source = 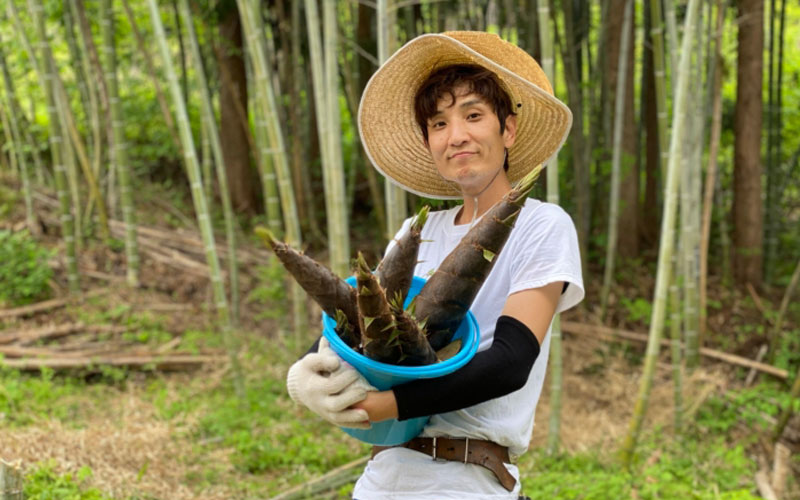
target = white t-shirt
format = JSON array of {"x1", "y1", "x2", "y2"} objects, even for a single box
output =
[{"x1": 352, "y1": 198, "x2": 584, "y2": 499}]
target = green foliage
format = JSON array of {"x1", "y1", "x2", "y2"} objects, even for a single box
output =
[
  {"x1": 194, "y1": 374, "x2": 362, "y2": 477},
  {"x1": 0, "y1": 230, "x2": 54, "y2": 306},
  {"x1": 0, "y1": 365, "x2": 94, "y2": 426},
  {"x1": 24, "y1": 462, "x2": 113, "y2": 500},
  {"x1": 697, "y1": 382, "x2": 798, "y2": 434},
  {"x1": 773, "y1": 326, "x2": 800, "y2": 372},
  {"x1": 246, "y1": 259, "x2": 289, "y2": 322},
  {"x1": 519, "y1": 437, "x2": 758, "y2": 499},
  {"x1": 620, "y1": 297, "x2": 653, "y2": 324}
]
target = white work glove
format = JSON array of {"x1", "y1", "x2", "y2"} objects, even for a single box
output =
[{"x1": 286, "y1": 337, "x2": 377, "y2": 429}]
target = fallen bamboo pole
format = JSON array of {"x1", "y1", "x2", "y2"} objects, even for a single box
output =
[
  {"x1": 0, "y1": 323, "x2": 126, "y2": 346},
  {"x1": 0, "y1": 353, "x2": 224, "y2": 371},
  {"x1": 0, "y1": 460, "x2": 23, "y2": 500},
  {"x1": 0, "y1": 342, "x2": 131, "y2": 358},
  {"x1": 270, "y1": 456, "x2": 368, "y2": 500},
  {"x1": 560, "y1": 321, "x2": 789, "y2": 379},
  {"x1": 109, "y1": 219, "x2": 270, "y2": 266},
  {"x1": 0, "y1": 289, "x2": 108, "y2": 321}
]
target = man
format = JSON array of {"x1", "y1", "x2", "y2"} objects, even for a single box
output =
[{"x1": 287, "y1": 32, "x2": 584, "y2": 499}]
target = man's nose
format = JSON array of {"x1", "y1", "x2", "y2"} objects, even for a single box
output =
[{"x1": 448, "y1": 120, "x2": 469, "y2": 146}]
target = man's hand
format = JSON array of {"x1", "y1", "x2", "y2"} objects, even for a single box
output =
[
  {"x1": 350, "y1": 390, "x2": 399, "y2": 423},
  {"x1": 286, "y1": 338, "x2": 375, "y2": 429}
]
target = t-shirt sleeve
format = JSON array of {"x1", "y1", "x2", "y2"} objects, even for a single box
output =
[{"x1": 507, "y1": 203, "x2": 584, "y2": 313}]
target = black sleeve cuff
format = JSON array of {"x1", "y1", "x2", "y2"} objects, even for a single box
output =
[{"x1": 393, "y1": 315, "x2": 541, "y2": 421}]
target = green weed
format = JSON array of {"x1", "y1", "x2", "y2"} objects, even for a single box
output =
[
  {"x1": 0, "y1": 366, "x2": 92, "y2": 426},
  {"x1": 0, "y1": 230, "x2": 54, "y2": 306},
  {"x1": 24, "y1": 462, "x2": 113, "y2": 500},
  {"x1": 620, "y1": 296, "x2": 653, "y2": 324},
  {"x1": 697, "y1": 382, "x2": 797, "y2": 434},
  {"x1": 519, "y1": 437, "x2": 758, "y2": 499}
]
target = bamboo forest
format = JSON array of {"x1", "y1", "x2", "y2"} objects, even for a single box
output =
[{"x1": 0, "y1": 0, "x2": 799, "y2": 498}]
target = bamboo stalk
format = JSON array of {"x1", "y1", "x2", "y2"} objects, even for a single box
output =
[
  {"x1": 699, "y1": 0, "x2": 725, "y2": 345},
  {"x1": 179, "y1": 0, "x2": 240, "y2": 323},
  {"x1": 663, "y1": 0, "x2": 679, "y2": 91},
  {"x1": 303, "y1": 0, "x2": 350, "y2": 275},
  {"x1": 7, "y1": 0, "x2": 79, "y2": 292},
  {"x1": 0, "y1": 323, "x2": 126, "y2": 346},
  {"x1": 101, "y1": 0, "x2": 140, "y2": 286},
  {"x1": 648, "y1": 0, "x2": 670, "y2": 179},
  {"x1": 42, "y1": 3, "x2": 110, "y2": 242},
  {"x1": 323, "y1": 0, "x2": 350, "y2": 276},
  {"x1": 669, "y1": 255, "x2": 683, "y2": 433},
  {"x1": 553, "y1": 0, "x2": 589, "y2": 280},
  {"x1": 767, "y1": 0, "x2": 786, "y2": 284},
  {"x1": 289, "y1": 0, "x2": 324, "y2": 242},
  {"x1": 146, "y1": 0, "x2": 243, "y2": 397},
  {"x1": 0, "y1": 102, "x2": 16, "y2": 176},
  {"x1": 61, "y1": 0, "x2": 91, "y2": 127},
  {"x1": 0, "y1": 353, "x2": 223, "y2": 371},
  {"x1": 66, "y1": 0, "x2": 102, "y2": 180},
  {"x1": 119, "y1": 0, "x2": 182, "y2": 153},
  {"x1": 0, "y1": 298, "x2": 69, "y2": 320},
  {"x1": 270, "y1": 456, "x2": 369, "y2": 500},
  {"x1": 0, "y1": 39, "x2": 33, "y2": 230},
  {"x1": 246, "y1": 27, "x2": 283, "y2": 238},
  {"x1": 378, "y1": 0, "x2": 409, "y2": 240},
  {"x1": 774, "y1": 368, "x2": 800, "y2": 441},
  {"x1": 0, "y1": 460, "x2": 23, "y2": 500},
  {"x1": 619, "y1": 0, "x2": 702, "y2": 467},
  {"x1": 73, "y1": 0, "x2": 113, "y2": 182},
  {"x1": 536, "y1": 0, "x2": 562, "y2": 456},
  {"x1": 238, "y1": 0, "x2": 306, "y2": 335},
  {"x1": 770, "y1": 258, "x2": 800, "y2": 347},
  {"x1": 764, "y1": 0, "x2": 778, "y2": 286},
  {"x1": 600, "y1": 0, "x2": 633, "y2": 321},
  {"x1": 681, "y1": 0, "x2": 706, "y2": 370}
]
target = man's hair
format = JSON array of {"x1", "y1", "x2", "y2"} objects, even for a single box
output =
[{"x1": 414, "y1": 65, "x2": 516, "y2": 170}]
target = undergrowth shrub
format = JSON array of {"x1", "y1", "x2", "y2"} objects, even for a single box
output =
[
  {"x1": 24, "y1": 462, "x2": 113, "y2": 500},
  {"x1": 0, "y1": 230, "x2": 53, "y2": 306}
]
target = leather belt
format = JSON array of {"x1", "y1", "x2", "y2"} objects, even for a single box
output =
[{"x1": 372, "y1": 437, "x2": 516, "y2": 492}]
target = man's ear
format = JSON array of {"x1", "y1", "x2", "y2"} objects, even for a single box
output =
[{"x1": 503, "y1": 114, "x2": 518, "y2": 149}]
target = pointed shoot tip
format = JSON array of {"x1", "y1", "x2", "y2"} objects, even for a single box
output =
[{"x1": 254, "y1": 226, "x2": 277, "y2": 249}]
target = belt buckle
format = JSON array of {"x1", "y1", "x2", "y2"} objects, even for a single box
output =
[{"x1": 463, "y1": 437, "x2": 469, "y2": 464}]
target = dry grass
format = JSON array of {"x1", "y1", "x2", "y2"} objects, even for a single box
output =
[
  {"x1": 0, "y1": 374, "x2": 239, "y2": 500},
  {"x1": 531, "y1": 330, "x2": 729, "y2": 454}
]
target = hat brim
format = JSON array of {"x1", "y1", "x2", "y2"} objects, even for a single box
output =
[{"x1": 358, "y1": 33, "x2": 573, "y2": 200}]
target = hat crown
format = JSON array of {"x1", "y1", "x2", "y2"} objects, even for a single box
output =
[{"x1": 439, "y1": 31, "x2": 553, "y2": 96}]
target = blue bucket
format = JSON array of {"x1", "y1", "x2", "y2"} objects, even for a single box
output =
[{"x1": 321, "y1": 276, "x2": 479, "y2": 445}]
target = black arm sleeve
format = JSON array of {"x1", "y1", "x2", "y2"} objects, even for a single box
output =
[
  {"x1": 392, "y1": 315, "x2": 541, "y2": 421},
  {"x1": 302, "y1": 337, "x2": 321, "y2": 358}
]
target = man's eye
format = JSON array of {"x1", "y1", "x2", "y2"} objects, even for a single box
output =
[
  {"x1": 467, "y1": 113, "x2": 481, "y2": 120},
  {"x1": 430, "y1": 121, "x2": 446, "y2": 129}
]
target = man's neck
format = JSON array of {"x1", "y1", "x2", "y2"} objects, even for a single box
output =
[{"x1": 454, "y1": 174, "x2": 512, "y2": 225}]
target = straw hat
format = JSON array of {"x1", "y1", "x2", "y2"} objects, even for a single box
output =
[{"x1": 358, "y1": 31, "x2": 573, "y2": 200}]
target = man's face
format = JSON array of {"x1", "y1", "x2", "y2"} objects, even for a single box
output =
[{"x1": 424, "y1": 85, "x2": 516, "y2": 197}]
